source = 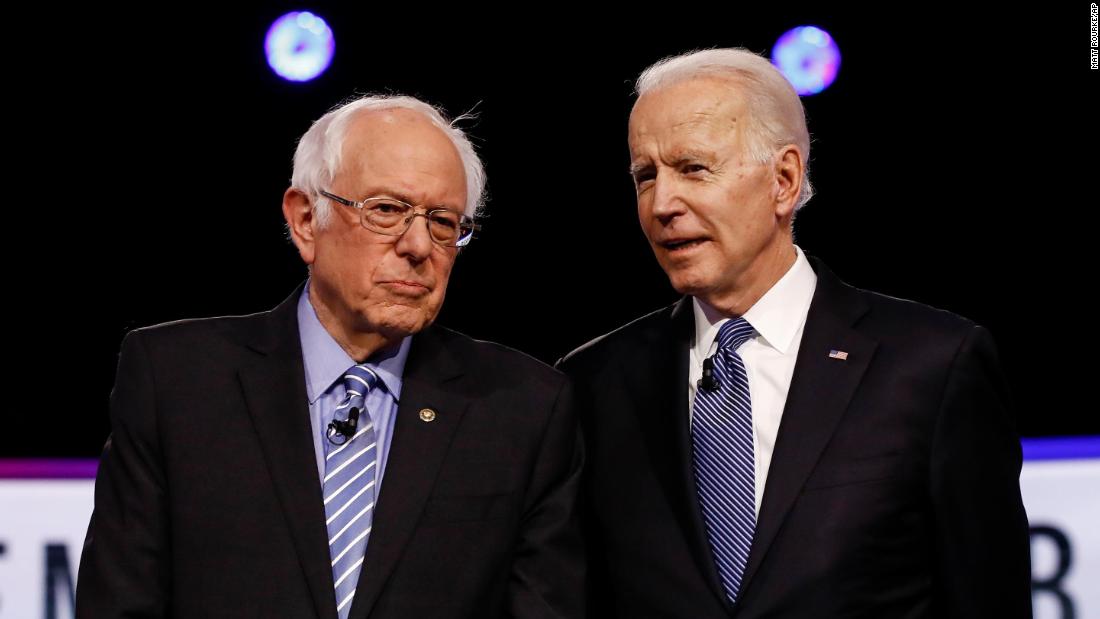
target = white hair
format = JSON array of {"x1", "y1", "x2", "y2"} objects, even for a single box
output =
[
  {"x1": 636, "y1": 48, "x2": 814, "y2": 209},
  {"x1": 291, "y1": 94, "x2": 485, "y2": 227}
]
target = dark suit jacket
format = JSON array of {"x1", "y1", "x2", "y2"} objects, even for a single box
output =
[
  {"x1": 559, "y1": 257, "x2": 1030, "y2": 618},
  {"x1": 76, "y1": 284, "x2": 585, "y2": 618}
]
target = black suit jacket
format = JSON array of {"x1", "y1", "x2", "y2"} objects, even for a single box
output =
[
  {"x1": 77, "y1": 284, "x2": 585, "y2": 618},
  {"x1": 559, "y1": 257, "x2": 1030, "y2": 618}
]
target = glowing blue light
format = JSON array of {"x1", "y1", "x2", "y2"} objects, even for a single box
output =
[
  {"x1": 772, "y1": 26, "x2": 841, "y2": 96},
  {"x1": 265, "y1": 11, "x2": 335, "y2": 82}
]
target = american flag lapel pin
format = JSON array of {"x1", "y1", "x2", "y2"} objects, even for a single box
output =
[{"x1": 828, "y1": 349, "x2": 849, "y2": 360}]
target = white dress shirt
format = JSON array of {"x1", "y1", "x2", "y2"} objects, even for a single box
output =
[{"x1": 688, "y1": 245, "x2": 818, "y2": 514}]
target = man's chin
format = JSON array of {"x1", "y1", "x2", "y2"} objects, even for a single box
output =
[
  {"x1": 367, "y1": 306, "x2": 437, "y2": 339},
  {"x1": 665, "y1": 272, "x2": 711, "y2": 297}
]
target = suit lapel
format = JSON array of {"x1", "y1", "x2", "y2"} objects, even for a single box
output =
[
  {"x1": 238, "y1": 283, "x2": 339, "y2": 619},
  {"x1": 626, "y1": 298, "x2": 732, "y2": 608},
  {"x1": 738, "y1": 258, "x2": 877, "y2": 597},
  {"x1": 348, "y1": 326, "x2": 470, "y2": 619}
]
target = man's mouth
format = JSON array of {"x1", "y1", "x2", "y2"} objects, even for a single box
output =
[
  {"x1": 661, "y1": 238, "x2": 708, "y2": 252},
  {"x1": 380, "y1": 280, "x2": 430, "y2": 294}
]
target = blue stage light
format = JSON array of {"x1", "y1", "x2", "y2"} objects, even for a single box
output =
[
  {"x1": 265, "y1": 11, "x2": 335, "y2": 82},
  {"x1": 772, "y1": 26, "x2": 841, "y2": 95}
]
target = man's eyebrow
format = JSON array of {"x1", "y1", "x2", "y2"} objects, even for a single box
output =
[
  {"x1": 362, "y1": 189, "x2": 417, "y2": 204},
  {"x1": 366, "y1": 189, "x2": 456, "y2": 210},
  {"x1": 670, "y1": 150, "x2": 713, "y2": 165},
  {"x1": 629, "y1": 151, "x2": 714, "y2": 175}
]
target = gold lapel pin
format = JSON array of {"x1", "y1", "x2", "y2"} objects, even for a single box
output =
[{"x1": 419, "y1": 408, "x2": 437, "y2": 422}]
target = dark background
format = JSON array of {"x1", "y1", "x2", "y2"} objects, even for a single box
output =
[{"x1": 7, "y1": 6, "x2": 1096, "y2": 457}]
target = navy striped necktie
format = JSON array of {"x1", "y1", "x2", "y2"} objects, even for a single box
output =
[
  {"x1": 323, "y1": 364, "x2": 380, "y2": 619},
  {"x1": 691, "y1": 317, "x2": 756, "y2": 604}
]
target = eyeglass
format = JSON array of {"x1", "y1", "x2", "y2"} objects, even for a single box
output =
[{"x1": 319, "y1": 190, "x2": 480, "y2": 248}]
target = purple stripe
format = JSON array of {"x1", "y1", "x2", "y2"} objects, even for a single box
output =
[
  {"x1": 0, "y1": 459, "x2": 99, "y2": 479},
  {"x1": 0, "y1": 440, "x2": 1090, "y2": 478},
  {"x1": 1021, "y1": 436, "x2": 1100, "y2": 461}
]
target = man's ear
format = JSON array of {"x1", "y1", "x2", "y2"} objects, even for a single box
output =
[
  {"x1": 773, "y1": 145, "x2": 805, "y2": 220},
  {"x1": 283, "y1": 187, "x2": 317, "y2": 265}
]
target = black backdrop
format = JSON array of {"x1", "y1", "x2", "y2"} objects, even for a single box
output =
[{"x1": 7, "y1": 5, "x2": 1096, "y2": 457}]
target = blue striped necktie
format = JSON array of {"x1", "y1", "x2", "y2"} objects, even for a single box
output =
[
  {"x1": 691, "y1": 317, "x2": 756, "y2": 604},
  {"x1": 323, "y1": 364, "x2": 380, "y2": 619}
]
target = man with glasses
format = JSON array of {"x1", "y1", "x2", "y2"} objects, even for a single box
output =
[{"x1": 76, "y1": 95, "x2": 584, "y2": 619}]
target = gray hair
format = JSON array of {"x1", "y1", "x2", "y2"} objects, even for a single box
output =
[
  {"x1": 291, "y1": 94, "x2": 486, "y2": 227},
  {"x1": 636, "y1": 48, "x2": 813, "y2": 209}
]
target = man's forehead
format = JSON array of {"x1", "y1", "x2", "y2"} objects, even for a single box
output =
[
  {"x1": 332, "y1": 158, "x2": 466, "y2": 211},
  {"x1": 332, "y1": 169, "x2": 465, "y2": 206},
  {"x1": 629, "y1": 112, "x2": 728, "y2": 148},
  {"x1": 629, "y1": 108, "x2": 742, "y2": 159},
  {"x1": 335, "y1": 112, "x2": 464, "y2": 191},
  {"x1": 632, "y1": 78, "x2": 746, "y2": 126}
]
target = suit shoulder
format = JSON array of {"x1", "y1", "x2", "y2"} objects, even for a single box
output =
[
  {"x1": 812, "y1": 256, "x2": 985, "y2": 346},
  {"x1": 430, "y1": 324, "x2": 566, "y2": 390},
  {"x1": 558, "y1": 303, "x2": 676, "y2": 371},
  {"x1": 844, "y1": 285, "x2": 996, "y2": 368},
  {"x1": 123, "y1": 309, "x2": 271, "y2": 357},
  {"x1": 856, "y1": 286, "x2": 981, "y2": 341}
]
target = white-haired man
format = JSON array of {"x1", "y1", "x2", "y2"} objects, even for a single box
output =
[
  {"x1": 559, "y1": 49, "x2": 1031, "y2": 618},
  {"x1": 77, "y1": 95, "x2": 585, "y2": 619}
]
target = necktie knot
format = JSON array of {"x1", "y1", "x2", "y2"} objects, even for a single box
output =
[
  {"x1": 342, "y1": 364, "x2": 379, "y2": 400},
  {"x1": 716, "y1": 317, "x2": 754, "y2": 352}
]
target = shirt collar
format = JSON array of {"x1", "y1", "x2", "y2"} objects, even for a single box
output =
[
  {"x1": 692, "y1": 245, "x2": 818, "y2": 355},
  {"x1": 297, "y1": 281, "x2": 411, "y2": 403}
]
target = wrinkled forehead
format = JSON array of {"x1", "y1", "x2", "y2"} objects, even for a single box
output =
[
  {"x1": 336, "y1": 110, "x2": 467, "y2": 207},
  {"x1": 629, "y1": 78, "x2": 751, "y2": 154}
]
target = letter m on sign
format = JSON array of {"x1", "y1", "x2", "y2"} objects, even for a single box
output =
[{"x1": 44, "y1": 543, "x2": 75, "y2": 619}]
